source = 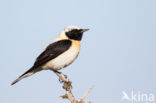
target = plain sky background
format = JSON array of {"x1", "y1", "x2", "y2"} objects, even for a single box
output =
[{"x1": 0, "y1": 0, "x2": 156, "y2": 103}]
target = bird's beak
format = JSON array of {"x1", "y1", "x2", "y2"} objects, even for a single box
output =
[{"x1": 80, "y1": 28, "x2": 89, "y2": 33}]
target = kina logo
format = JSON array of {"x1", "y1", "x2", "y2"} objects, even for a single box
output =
[{"x1": 122, "y1": 90, "x2": 154, "y2": 103}]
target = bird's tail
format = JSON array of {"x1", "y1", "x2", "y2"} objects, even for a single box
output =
[{"x1": 11, "y1": 67, "x2": 36, "y2": 85}]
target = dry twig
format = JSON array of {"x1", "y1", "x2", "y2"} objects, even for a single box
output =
[{"x1": 54, "y1": 72, "x2": 93, "y2": 103}]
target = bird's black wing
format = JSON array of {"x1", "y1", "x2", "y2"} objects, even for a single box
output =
[{"x1": 33, "y1": 40, "x2": 72, "y2": 68}]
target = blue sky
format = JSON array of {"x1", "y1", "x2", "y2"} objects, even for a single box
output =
[{"x1": 0, "y1": 0, "x2": 156, "y2": 103}]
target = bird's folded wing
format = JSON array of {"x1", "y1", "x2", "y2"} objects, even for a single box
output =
[{"x1": 33, "y1": 40, "x2": 72, "y2": 68}]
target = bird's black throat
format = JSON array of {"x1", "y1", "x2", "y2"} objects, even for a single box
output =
[{"x1": 65, "y1": 29, "x2": 83, "y2": 41}]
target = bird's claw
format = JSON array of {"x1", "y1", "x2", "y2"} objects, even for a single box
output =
[{"x1": 59, "y1": 78, "x2": 63, "y2": 83}]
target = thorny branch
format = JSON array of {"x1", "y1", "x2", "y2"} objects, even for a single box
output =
[{"x1": 54, "y1": 72, "x2": 93, "y2": 103}]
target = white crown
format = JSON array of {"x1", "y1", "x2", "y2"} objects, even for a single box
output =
[{"x1": 64, "y1": 25, "x2": 80, "y2": 32}]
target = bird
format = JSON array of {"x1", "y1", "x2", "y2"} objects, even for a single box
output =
[{"x1": 11, "y1": 25, "x2": 89, "y2": 85}]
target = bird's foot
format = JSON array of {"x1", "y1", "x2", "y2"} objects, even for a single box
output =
[
  {"x1": 53, "y1": 71, "x2": 68, "y2": 82},
  {"x1": 58, "y1": 73, "x2": 65, "y2": 83},
  {"x1": 53, "y1": 70, "x2": 72, "y2": 89},
  {"x1": 59, "y1": 73, "x2": 68, "y2": 83},
  {"x1": 59, "y1": 79, "x2": 63, "y2": 83}
]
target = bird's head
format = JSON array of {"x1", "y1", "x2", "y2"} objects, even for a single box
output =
[{"x1": 62, "y1": 26, "x2": 89, "y2": 41}]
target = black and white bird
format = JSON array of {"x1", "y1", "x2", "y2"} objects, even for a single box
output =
[{"x1": 11, "y1": 26, "x2": 89, "y2": 85}]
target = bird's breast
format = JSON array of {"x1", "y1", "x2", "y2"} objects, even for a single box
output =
[{"x1": 42, "y1": 40, "x2": 80, "y2": 70}]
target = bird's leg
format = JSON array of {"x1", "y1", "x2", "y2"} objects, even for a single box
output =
[{"x1": 55, "y1": 70, "x2": 62, "y2": 74}]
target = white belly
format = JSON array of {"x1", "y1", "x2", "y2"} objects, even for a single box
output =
[{"x1": 42, "y1": 46, "x2": 80, "y2": 70}]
